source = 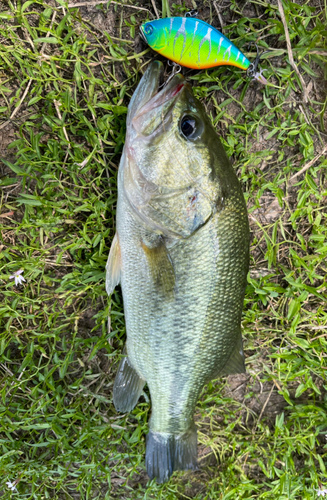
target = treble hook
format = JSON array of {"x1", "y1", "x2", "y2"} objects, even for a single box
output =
[
  {"x1": 185, "y1": 9, "x2": 198, "y2": 17},
  {"x1": 159, "y1": 61, "x2": 182, "y2": 89},
  {"x1": 246, "y1": 42, "x2": 271, "y2": 81}
]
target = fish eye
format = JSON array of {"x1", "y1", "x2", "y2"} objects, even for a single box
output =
[
  {"x1": 144, "y1": 24, "x2": 154, "y2": 35},
  {"x1": 180, "y1": 115, "x2": 202, "y2": 140}
]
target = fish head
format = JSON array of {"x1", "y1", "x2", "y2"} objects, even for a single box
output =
[
  {"x1": 140, "y1": 20, "x2": 168, "y2": 51},
  {"x1": 123, "y1": 61, "x2": 234, "y2": 239}
]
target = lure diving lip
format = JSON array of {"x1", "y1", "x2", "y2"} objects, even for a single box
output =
[{"x1": 140, "y1": 16, "x2": 251, "y2": 71}]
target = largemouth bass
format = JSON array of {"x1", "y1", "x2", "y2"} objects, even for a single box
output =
[{"x1": 106, "y1": 61, "x2": 249, "y2": 483}]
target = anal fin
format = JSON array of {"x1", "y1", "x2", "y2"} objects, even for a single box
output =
[
  {"x1": 113, "y1": 347, "x2": 145, "y2": 413},
  {"x1": 219, "y1": 334, "x2": 246, "y2": 376},
  {"x1": 106, "y1": 233, "x2": 121, "y2": 295}
]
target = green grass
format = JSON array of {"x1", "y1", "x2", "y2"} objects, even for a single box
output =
[{"x1": 0, "y1": 0, "x2": 327, "y2": 498}]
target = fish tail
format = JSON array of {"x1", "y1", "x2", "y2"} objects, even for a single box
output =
[
  {"x1": 113, "y1": 347, "x2": 145, "y2": 412},
  {"x1": 146, "y1": 422, "x2": 198, "y2": 483}
]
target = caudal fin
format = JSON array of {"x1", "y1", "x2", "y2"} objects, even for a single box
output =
[
  {"x1": 146, "y1": 422, "x2": 198, "y2": 483},
  {"x1": 113, "y1": 348, "x2": 145, "y2": 413}
]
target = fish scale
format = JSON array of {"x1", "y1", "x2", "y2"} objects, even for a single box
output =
[
  {"x1": 106, "y1": 61, "x2": 249, "y2": 483},
  {"x1": 140, "y1": 17, "x2": 251, "y2": 70},
  {"x1": 119, "y1": 193, "x2": 248, "y2": 435}
]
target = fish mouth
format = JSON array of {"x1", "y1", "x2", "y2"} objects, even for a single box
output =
[
  {"x1": 132, "y1": 63, "x2": 187, "y2": 134},
  {"x1": 140, "y1": 73, "x2": 185, "y2": 112}
]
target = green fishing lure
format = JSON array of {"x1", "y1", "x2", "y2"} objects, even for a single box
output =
[
  {"x1": 140, "y1": 16, "x2": 251, "y2": 71},
  {"x1": 140, "y1": 17, "x2": 268, "y2": 83}
]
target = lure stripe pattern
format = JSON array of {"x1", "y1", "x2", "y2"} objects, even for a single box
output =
[{"x1": 141, "y1": 17, "x2": 251, "y2": 70}]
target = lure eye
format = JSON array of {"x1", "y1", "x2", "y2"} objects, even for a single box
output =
[
  {"x1": 144, "y1": 24, "x2": 154, "y2": 35},
  {"x1": 180, "y1": 115, "x2": 202, "y2": 140}
]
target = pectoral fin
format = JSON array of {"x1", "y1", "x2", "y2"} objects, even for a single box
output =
[
  {"x1": 105, "y1": 233, "x2": 121, "y2": 295},
  {"x1": 219, "y1": 334, "x2": 246, "y2": 376},
  {"x1": 141, "y1": 239, "x2": 175, "y2": 298}
]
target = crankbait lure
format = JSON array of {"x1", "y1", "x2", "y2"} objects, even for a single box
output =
[
  {"x1": 140, "y1": 17, "x2": 251, "y2": 71},
  {"x1": 140, "y1": 16, "x2": 268, "y2": 83}
]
